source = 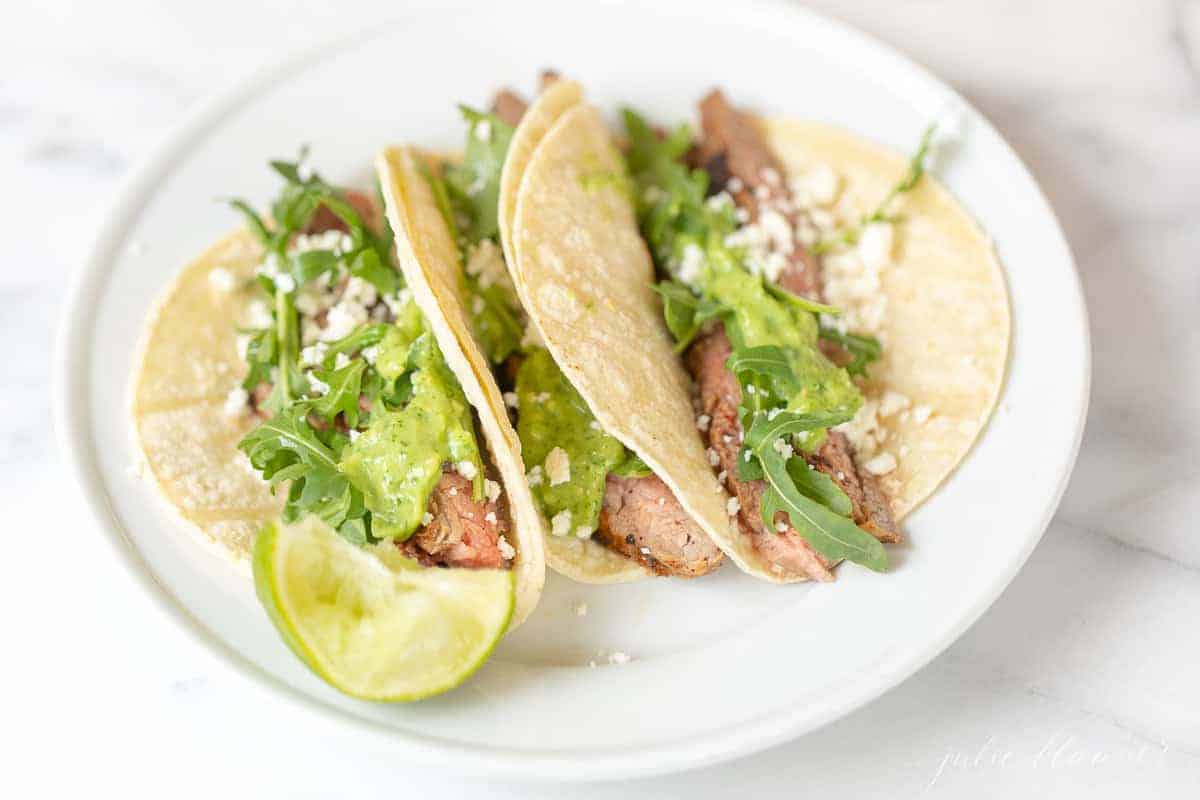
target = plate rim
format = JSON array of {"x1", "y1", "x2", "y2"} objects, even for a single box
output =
[{"x1": 53, "y1": 0, "x2": 1090, "y2": 781}]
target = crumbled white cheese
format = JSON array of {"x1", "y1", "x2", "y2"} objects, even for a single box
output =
[
  {"x1": 421, "y1": 512, "x2": 434, "y2": 526},
  {"x1": 497, "y1": 535, "x2": 515, "y2": 560},
  {"x1": 484, "y1": 511, "x2": 498, "y2": 525},
  {"x1": 235, "y1": 334, "x2": 251, "y2": 361},
  {"x1": 792, "y1": 163, "x2": 839, "y2": 206},
  {"x1": 472, "y1": 295, "x2": 485, "y2": 315},
  {"x1": 448, "y1": 487, "x2": 457, "y2": 496},
  {"x1": 864, "y1": 452, "x2": 898, "y2": 476},
  {"x1": 208, "y1": 267, "x2": 237, "y2": 292},
  {"x1": 291, "y1": 230, "x2": 354, "y2": 256},
  {"x1": 724, "y1": 208, "x2": 794, "y2": 282},
  {"x1": 727, "y1": 177, "x2": 744, "y2": 193},
  {"x1": 456, "y1": 460, "x2": 478, "y2": 480},
  {"x1": 775, "y1": 521, "x2": 788, "y2": 533},
  {"x1": 306, "y1": 372, "x2": 330, "y2": 396},
  {"x1": 696, "y1": 414, "x2": 711, "y2": 432},
  {"x1": 835, "y1": 398, "x2": 882, "y2": 458},
  {"x1": 484, "y1": 479, "x2": 502, "y2": 503},
  {"x1": 706, "y1": 448, "x2": 720, "y2": 467},
  {"x1": 717, "y1": 470, "x2": 727, "y2": 483},
  {"x1": 545, "y1": 447, "x2": 571, "y2": 486},
  {"x1": 761, "y1": 167, "x2": 781, "y2": 186},
  {"x1": 727, "y1": 497, "x2": 741, "y2": 516},
  {"x1": 222, "y1": 387, "x2": 249, "y2": 417},
  {"x1": 503, "y1": 391, "x2": 519, "y2": 409},
  {"x1": 343, "y1": 276, "x2": 378, "y2": 309},
  {"x1": 705, "y1": 191, "x2": 733, "y2": 213},
  {"x1": 551, "y1": 510, "x2": 572, "y2": 537},
  {"x1": 766, "y1": 407, "x2": 783, "y2": 421},
  {"x1": 589, "y1": 420, "x2": 602, "y2": 431},
  {"x1": 912, "y1": 404, "x2": 934, "y2": 425},
  {"x1": 273, "y1": 273, "x2": 296, "y2": 294},
  {"x1": 857, "y1": 222, "x2": 894, "y2": 271},
  {"x1": 361, "y1": 345, "x2": 379, "y2": 365},
  {"x1": 464, "y1": 239, "x2": 511, "y2": 291},
  {"x1": 527, "y1": 465, "x2": 544, "y2": 487},
  {"x1": 320, "y1": 301, "x2": 368, "y2": 341},
  {"x1": 879, "y1": 390, "x2": 911, "y2": 418},
  {"x1": 639, "y1": 546, "x2": 651, "y2": 555},
  {"x1": 348, "y1": 429, "x2": 361, "y2": 442},
  {"x1": 520, "y1": 324, "x2": 545, "y2": 349},
  {"x1": 474, "y1": 120, "x2": 492, "y2": 142},
  {"x1": 575, "y1": 525, "x2": 592, "y2": 539},
  {"x1": 300, "y1": 343, "x2": 328, "y2": 367},
  {"x1": 772, "y1": 437, "x2": 794, "y2": 459},
  {"x1": 676, "y1": 242, "x2": 706, "y2": 287},
  {"x1": 823, "y1": 248, "x2": 887, "y2": 336},
  {"x1": 333, "y1": 352, "x2": 350, "y2": 369},
  {"x1": 246, "y1": 300, "x2": 273, "y2": 329}
]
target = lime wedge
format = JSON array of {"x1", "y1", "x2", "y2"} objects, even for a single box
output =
[{"x1": 252, "y1": 517, "x2": 514, "y2": 702}]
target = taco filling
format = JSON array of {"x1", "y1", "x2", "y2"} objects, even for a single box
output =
[
  {"x1": 614, "y1": 91, "x2": 916, "y2": 580},
  {"x1": 411, "y1": 88, "x2": 723, "y2": 578},
  {"x1": 226, "y1": 160, "x2": 518, "y2": 571}
]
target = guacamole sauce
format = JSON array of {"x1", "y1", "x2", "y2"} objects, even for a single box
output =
[
  {"x1": 516, "y1": 347, "x2": 639, "y2": 537},
  {"x1": 340, "y1": 307, "x2": 484, "y2": 541}
]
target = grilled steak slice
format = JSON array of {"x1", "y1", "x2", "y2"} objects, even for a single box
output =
[
  {"x1": 491, "y1": 89, "x2": 528, "y2": 127},
  {"x1": 401, "y1": 470, "x2": 511, "y2": 569},
  {"x1": 687, "y1": 328, "x2": 834, "y2": 581},
  {"x1": 304, "y1": 188, "x2": 377, "y2": 237},
  {"x1": 594, "y1": 474, "x2": 724, "y2": 577},
  {"x1": 689, "y1": 89, "x2": 900, "y2": 547}
]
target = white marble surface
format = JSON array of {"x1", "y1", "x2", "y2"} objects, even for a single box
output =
[{"x1": 6, "y1": 0, "x2": 1200, "y2": 796}]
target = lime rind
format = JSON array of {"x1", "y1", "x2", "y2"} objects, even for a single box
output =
[{"x1": 253, "y1": 518, "x2": 514, "y2": 702}]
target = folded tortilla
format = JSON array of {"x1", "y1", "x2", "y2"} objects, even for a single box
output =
[{"x1": 131, "y1": 227, "x2": 546, "y2": 626}]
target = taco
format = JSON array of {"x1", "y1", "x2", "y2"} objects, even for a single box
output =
[
  {"x1": 131, "y1": 158, "x2": 545, "y2": 700},
  {"x1": 378, "y1": 78, "x2": 729, "y2": 583},
  {"x1": 491, "y1": 82, "x2": 1008, "y2": 582}
]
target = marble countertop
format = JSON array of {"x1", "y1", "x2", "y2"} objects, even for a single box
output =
[{"x1": 6, "y1": 0, "x2": 1199, "y2": 796}]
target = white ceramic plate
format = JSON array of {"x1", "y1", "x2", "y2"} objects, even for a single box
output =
[{"x1": 54, "y1": 0, "x2": 1087, "y2": 781}]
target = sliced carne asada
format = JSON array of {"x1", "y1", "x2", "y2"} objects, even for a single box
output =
[
  {"x1": 400, "y1": 470, "x2": 512, "y2": 569},
  {"x1": 687, "y1": 327, "x2": 835, "y2": 581},
  {"x1": 595, "y1": 473, "x2": 725, "y2": 577},
  {"x1": 687, "y1": 89, "x2": 901, "y2": 557},
  {"x1": 491, "y1": 89, "x2": 528, "y2": 128}
]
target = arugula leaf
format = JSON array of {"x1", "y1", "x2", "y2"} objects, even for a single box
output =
[
  {"x1": 320, "y1": 324, "x2": 389, "y2": 368},
  {"x1": 289, "y1": 249, "x2": 339, "y2": 284},
  {"x1": 743, "y1": 408, "x2": 856, "y2": 451},
  {"x1": 818, "y1": 326, "x2": 882, "y2": 377},
  {"x1": 471, "y1": 280, "x2": 524, "y2": 364},
  {"x1": 759, "y1": 449, "x2": 887, "y2": 572},
  {"x1": 814, "y1": 121, "x2": 937, "y2": 254},
  {"x1": 787, "y1": 458, "x2": 853, "y2": 517},
  {"x1": 765, "y1": 282, "x2": 840, "y2": 316},
  {"x1": 240, "y1": 327, "x2": 277, "y2": 392},
  {"x1": 229, "y1": 199, "x2": 271, "y2": 247},
  {"x1": 309, "y1": 359, "x2": 367, "y2": 429},
  {"x1": 443, "y1": 107, "x2": 515, "y2": 244},
  {"x1": 238, "y1": 404, "x2": 368, "y2": 542},
  {"x1": 742, "y1": 408, "x2": 883, "y2": 570},
  {"x1": 652, "y1": 281, "x2": 725, "y2": 350},
  {"x1": 348, "y1": 247, "x2": 398, "y2": 297},
  {"x1": 726, "y1": 346, "x2": 805, "y2": 397},
  {"x1": 610, "y1": 451, "x2": 653, "y2": 478}
]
